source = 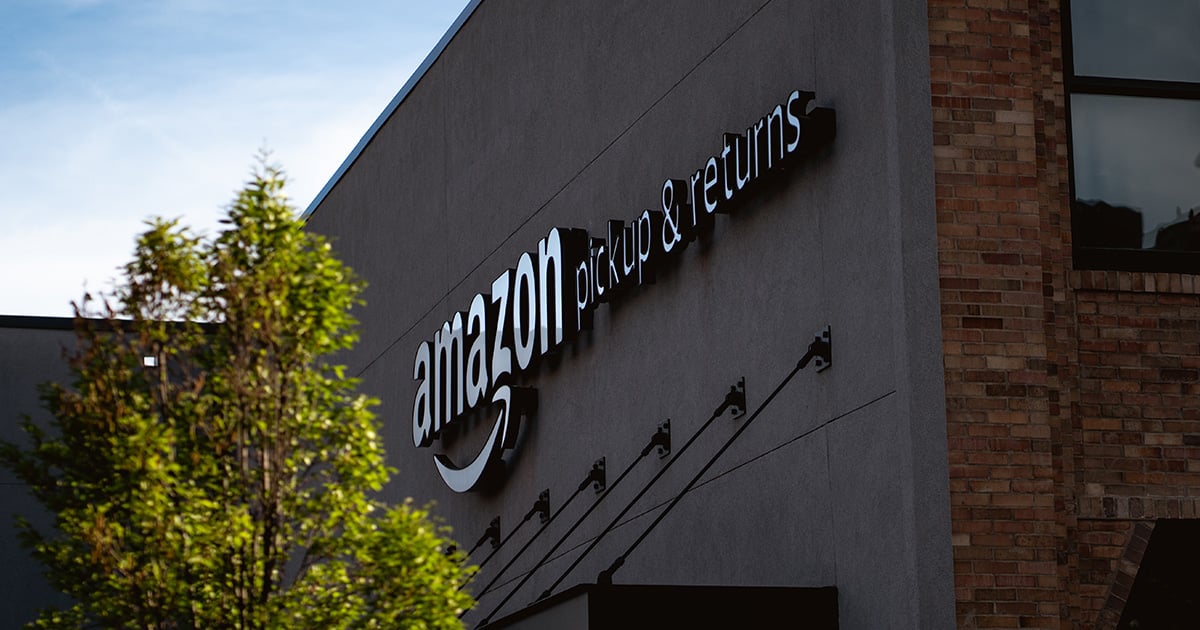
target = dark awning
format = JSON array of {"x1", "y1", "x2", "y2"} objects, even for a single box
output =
[{"x1": 481, "y1": 584, "x2": 838, "y2": 629}]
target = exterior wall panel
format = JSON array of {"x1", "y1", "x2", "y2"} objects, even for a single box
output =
[
  {"x1": 308, "y1": 1, "x2": 951, "y2": 626},
  {"x1": 0, "y1": 321, "x2": 76, "y2": 625}
]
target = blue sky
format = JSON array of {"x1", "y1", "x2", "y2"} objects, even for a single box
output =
[{"x1": 0, "y1": 0, "x2": 470, "y2": 316}]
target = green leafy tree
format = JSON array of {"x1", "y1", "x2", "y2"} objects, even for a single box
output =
[{"x1": 1, "y1": 161, "x2": 474, "y2": 629}]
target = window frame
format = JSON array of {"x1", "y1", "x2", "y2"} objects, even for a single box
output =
[{"x1": 1065, "y1": 0, "x2": 1200, "y2": 274}]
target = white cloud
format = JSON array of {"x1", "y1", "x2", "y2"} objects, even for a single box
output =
[{"x1": 0, "y1": 1, "x2": 468, "y2": 316}]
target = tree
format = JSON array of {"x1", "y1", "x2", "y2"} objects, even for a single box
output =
[{"x1": 0, "y1": 160, "x2": 474, "y2": 629}]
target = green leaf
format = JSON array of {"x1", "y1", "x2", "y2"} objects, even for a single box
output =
[{"x1": 0, "y1": 154, "x2": 474, "y2": 629}]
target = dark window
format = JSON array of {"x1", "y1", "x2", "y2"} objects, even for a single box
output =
[
  {"x1": 1118, "y1": 520, "x2": 1200, "y2": 629},
  {"x1": 1068, "y1": 0, "x2": 1200, "y2": 273}
]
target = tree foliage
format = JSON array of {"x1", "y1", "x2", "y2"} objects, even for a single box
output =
[{"x1": 1, "y1": 161, "x2": 474, "y2": 629}]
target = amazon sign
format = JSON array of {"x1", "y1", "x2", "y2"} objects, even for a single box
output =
[{"x1": 412, "y1": 89, "x2": 836, "y2": 492}]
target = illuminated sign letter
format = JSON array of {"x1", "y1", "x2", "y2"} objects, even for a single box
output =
[
  {"x1": 513, "y1": 252, "x2": 538, "y2": 370},
  {"x1": 465, "y1": 293, "x2": 489, "y2": 409},
  {"x1": 412, "y1": 340, "x2": 432, "y2": 447},
  {"x1": 433, "y1": 313, "x2": 466, "y2": 431}
]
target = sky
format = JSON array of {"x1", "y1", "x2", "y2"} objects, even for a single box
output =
[{"x1": 0, "y1": 0, "x2": 471, "y2": 317}]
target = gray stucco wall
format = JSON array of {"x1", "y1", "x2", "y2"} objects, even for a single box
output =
[
  {"x1": 307, "y1": 0, "x2": 953, "y2": 626},
  {"x1": 0, "y1": 320, "x2": 75, "y2": 625}
]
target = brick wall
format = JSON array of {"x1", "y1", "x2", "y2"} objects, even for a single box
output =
[
  {"x1": 931, "y1": 1, "x2": 1200, "y2": 628},
  {"x1": 930, "y1": 0, "x2": 1065, "y2": 626},
  {"x1": 1073, "y1": 273, "x2": 1200, "y2": 626}
]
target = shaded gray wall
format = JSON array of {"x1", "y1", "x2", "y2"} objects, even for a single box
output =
[
  {"x1": 0, "y1": 319, "x2": 75, "y2": 625},
  {"x1": 307, "y1": 0, "x2": 952, "y2": 626}
]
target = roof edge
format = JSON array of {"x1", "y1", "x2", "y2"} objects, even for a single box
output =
[
  {"x1": 301, "y1": 0, "x2": 484, "y2": 220},
  {"x1": 0, "y1": 315, "x2": 75, "y2": 330}
]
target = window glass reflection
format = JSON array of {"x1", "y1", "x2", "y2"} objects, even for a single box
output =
[
  {"x1": 1071, "y1": 0, "x2": 1200, "y2": 83},
  {"x1": 1072, "y1": 94, "x2": 1200, "y2": 251}
]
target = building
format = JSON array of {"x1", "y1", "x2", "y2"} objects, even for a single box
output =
[
  {"x1": 0, "y1": 318, "x2": 76, "y2": 624},
  {"x1": 5, "y1": 1, "x2": 1199, "y2": 627}
]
